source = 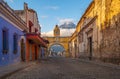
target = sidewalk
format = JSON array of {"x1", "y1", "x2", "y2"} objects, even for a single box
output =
[
  {"x1": 0, "y1": 61, "x2": 36, "y2": 79},
  {"x1": 75, "y1": 58, "x2": 120, "y2": 70}
]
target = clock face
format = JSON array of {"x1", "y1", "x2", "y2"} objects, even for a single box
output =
[
  {"x1": 54, "y1": 27, "x2": 60, "y2": 36},
  {"x1": 56, "y1": 31, "x2": 58, "y2": 34},
  {"x1": 55, "y1": 31, "x2": 59, "y2": 35}
]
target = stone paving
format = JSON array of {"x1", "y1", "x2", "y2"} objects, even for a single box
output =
[
  {"x1": 5, "y1": 57, "x2": 120, "y2": 79},
  {"x1": 0, "y1": 61, "x2": 36, "y2": 79}
]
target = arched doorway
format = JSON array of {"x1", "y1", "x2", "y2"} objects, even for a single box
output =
[
  {"x1": 49, "y1": 44, "x2": 65, "y2": 57},
  {"x1": 21, "y1": 39, "x2": 25, "y2": 61}
]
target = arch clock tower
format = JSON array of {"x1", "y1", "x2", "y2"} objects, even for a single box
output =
[{"x1": 54, "y1": 25, "x2": 60, "y2": 37}]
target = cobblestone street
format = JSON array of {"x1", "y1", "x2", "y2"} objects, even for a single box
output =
[
  {"x1": 5, "y1": 57, "x2": 120, "y2": 79},
  {"x1": 0, "y1": 0, "x2": 120, "y2": 79}
]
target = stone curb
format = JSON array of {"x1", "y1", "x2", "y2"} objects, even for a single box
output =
[{"x1": 75, "y1": 58, "x2": 120, "y2": 70}]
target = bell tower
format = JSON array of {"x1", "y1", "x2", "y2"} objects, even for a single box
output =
[{"x1": 54, "y1": 25, "x2": 60, "y2": 37}]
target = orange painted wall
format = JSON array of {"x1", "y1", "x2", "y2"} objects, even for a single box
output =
[
  {"x1": 26, "y1": 40, "x2": 30, "y2": 61},
  {"x1": 31, "y1": 44, "x2": 34, "y2": 60},
  {"x1": 26, "y1": 40, "x2": 40, "y2": 61}
]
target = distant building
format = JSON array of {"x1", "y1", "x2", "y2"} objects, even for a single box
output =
[
  {"x1": 0, "y1": 0, "x2": 28, "y2": 66},
  {"x1": 14, "y1": 3, "x2": 47, "y2": 61}
]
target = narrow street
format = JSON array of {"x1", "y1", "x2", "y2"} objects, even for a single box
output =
[
  {"x1": 6, "y1": 57, "x2": 120, "y2": 79},
  {"x1": 0, "y1": 0, "x2": 120, "y2": 79}
]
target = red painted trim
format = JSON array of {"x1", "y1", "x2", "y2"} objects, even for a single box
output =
[
  {"x1": 29, "y1": 21, "x2": 33, "y2": 27},
  {"x1": 26, "y1": 34, "x2": 47, "y2": 47}
]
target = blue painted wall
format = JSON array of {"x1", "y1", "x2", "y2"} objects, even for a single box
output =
[{"x1": 0, "y1": 17, "x2": 24, "y2": 66}]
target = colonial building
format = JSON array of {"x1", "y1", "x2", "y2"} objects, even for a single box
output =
[
  {"x1": 15, "y1": 3, "x2": 47, "y2": 61},
  {"x1": 70, "y1": 0, "x2": 120, "y2": 64},
  {"x1": 69, "y1": 31, "x2": 78, "y2": 58},
  {"x1": 77, "y1": 1, "x2": 97, "y2": 60},
  {"x1": 0, "y1": 0, "x2": 28, "y2": 66}
]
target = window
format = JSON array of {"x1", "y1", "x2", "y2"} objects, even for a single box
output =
[
  {"x1": 35, "y1": 28, "x2": 38, "y2": 33},
  {"x1": 13, "y1": 33, "x2": 18, "y2": 54},
  {"x1": 29, "y1": 26, "x2": 32, "y2": 32},
  {"x1": 2, "y1": 28, "x2": 9, "y2": 54},
  {"x1": 29, "y1": 21, "x2": 33, "y2": 33}
]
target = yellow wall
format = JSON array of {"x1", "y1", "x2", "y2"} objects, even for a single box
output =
[{"x1": 70, "y1": 0, "x2": 120, "y2": 62}]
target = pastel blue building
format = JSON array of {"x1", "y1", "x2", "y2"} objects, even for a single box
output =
[{"x1": 0, "y1": 1, "x2": 28, "y2": 66}]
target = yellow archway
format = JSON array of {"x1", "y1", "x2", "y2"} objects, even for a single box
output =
[
  {"x1": 48, "y1": 43, "x2": 65, "y2": 51},
  {"x1": 43, "y1": 25, "x2": 71, "y2": 57},
  {"x1": 45, "y1": 37, "x2": 70, "y2": 57}
]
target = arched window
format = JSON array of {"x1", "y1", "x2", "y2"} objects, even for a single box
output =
[
  {"x1": 13, "y1": 33, "x2": 18, "y2": 54},
  {"x1": 2, "y1": 28, "x2": 9, "y2": 54}
]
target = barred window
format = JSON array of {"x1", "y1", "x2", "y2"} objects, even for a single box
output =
[
  {"x1": 2, "y1": 28, "x2": 9, "y2": 54},
  {"x1": 13, "y1": 33, "x2": 18, "y2": 54}
]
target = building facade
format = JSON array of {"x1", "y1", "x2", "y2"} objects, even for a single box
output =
[
  {"x1": 70, "y1": 0, "x2": 120, "y2": 64},
  {"x1": 15, "y1": 3, "x2": 47, "y2": 61},
  {"x1": 69, "y1": 31, "x2": 78, "y2": 58},
  {"x1": 0, "y1": 1, "x2": 28, "y2": 66}
]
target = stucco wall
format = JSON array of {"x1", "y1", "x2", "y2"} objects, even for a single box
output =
[
  {"x1": 77, "y1": 0, "x2": 120, "y2": 64},
  {"x1": 0, "y1": 17, "x2": 24, "y2": 66}
]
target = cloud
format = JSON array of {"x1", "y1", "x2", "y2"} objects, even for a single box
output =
[
  {"x1": 58, "y1": 18, "x2": 74, "y2": 25},
  {"x1": 45, "y1": 6, "x2": 59, "y2": 10},
  {"x1": 60, "y1": 28, "x2": 75, "y2": 37},
  {"x1": 40, "y1": 15, "x2": 48, "y2": 19},
  {"x1": 41, "y1": 28, "x2": 75, "y2": 37},
  {"x1": 41, "y1": 31, "x2": 54, "y2": 37},
  {"x1": 41, "y1": 18, "x2": 76, "y2": 37},
  {"x1": 9, "y1": 0, "x2": 14, "y2": 2}
]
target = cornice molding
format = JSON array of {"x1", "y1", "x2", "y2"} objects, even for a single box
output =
[{"x1": 0, "y1": 2, "x2": 28, "y2": 32}]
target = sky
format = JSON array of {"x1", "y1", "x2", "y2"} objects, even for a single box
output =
[{"x1": 4, "y1": 0, "x2": 92, "y2": 35}]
